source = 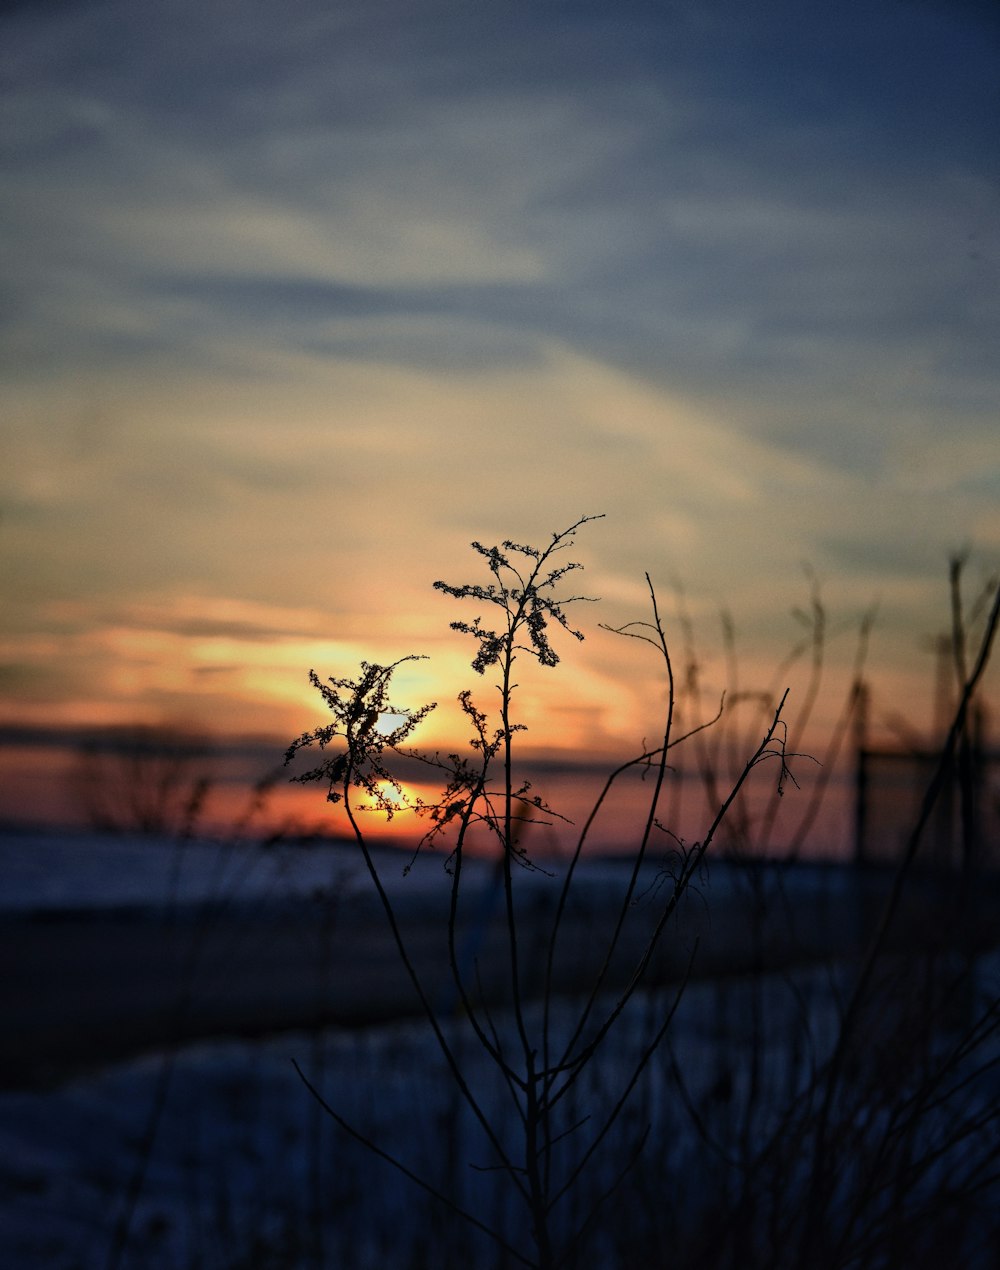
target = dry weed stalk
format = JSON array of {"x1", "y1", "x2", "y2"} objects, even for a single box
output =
[{"x1": 287, "y1": 515, "x2": 793, "y2": 1268}]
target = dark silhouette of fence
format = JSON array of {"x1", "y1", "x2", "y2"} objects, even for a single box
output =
[{"x1": 854, "y1": 727, "x2": 1000, "y2": 869}]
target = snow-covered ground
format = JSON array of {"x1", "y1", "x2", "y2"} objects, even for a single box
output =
[
  {"x1": 0, "y1": 828, "x2": 395, "y2": 914},
  {"x1": 3, "y1": 828, "x2": 1000, "y2": 1268},
  {"x1": 3, "y1": 955, "x2": 998, "y2": 1270},
  {"x1": 0, "y1": 971, "x2": 833, "y2": 1269},
  {"x1": 0, "y1": 826, "x2": 898, "y2": 1086}
]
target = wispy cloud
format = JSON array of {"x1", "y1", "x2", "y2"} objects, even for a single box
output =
[{"x1": 1, "y1": 0, "x2": 997, "y2": 763}]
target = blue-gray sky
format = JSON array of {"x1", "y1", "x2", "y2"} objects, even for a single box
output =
[{"x1": 1, "y1": 0, "x2": 998, "y2": 772}]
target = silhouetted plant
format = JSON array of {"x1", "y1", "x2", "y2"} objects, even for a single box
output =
[
  {"x1": 286, "y1": 515, "x2": 794, "y2": 1269},
  {"x1": 651, "y1": 557, "x2": 1000, "y2": 1270}
]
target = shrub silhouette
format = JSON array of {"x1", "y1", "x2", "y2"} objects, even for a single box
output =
[
  {"x1": 286, "y1": 516, "x2": 805, "y2": 1267},
  {"x1": 284, "y1": 518, "x2": 1000, "y2": 1269}
]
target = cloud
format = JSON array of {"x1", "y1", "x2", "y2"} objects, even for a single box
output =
[{"x1": 1, "y1": 0, "x2": 997, "y2": 759}]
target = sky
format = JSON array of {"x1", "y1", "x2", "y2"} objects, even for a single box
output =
[{"x1": 1, "y1": 0, "x2": 999, "y2": 835}]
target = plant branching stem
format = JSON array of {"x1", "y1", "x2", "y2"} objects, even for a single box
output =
[{"x1": 795, "y1": 577, "x2": 1000, "y2": 1270}]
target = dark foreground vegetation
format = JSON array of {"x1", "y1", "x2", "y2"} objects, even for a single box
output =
[
  {"x1": 278, "y1": 517, "x2": 1000, "y2": 1269},
  {"x1": 3, "y1": 518, "x2": 998, "y2": 1269}
]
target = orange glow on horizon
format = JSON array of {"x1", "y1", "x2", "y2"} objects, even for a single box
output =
[
  {"x1": 3, "y1": 574, "x2": 993, "y2": 851},
  {"x1": 0, "y1": 605, "x2": 965, "y2": 762}
]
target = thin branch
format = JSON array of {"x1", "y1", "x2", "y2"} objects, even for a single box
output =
[{"x1": 292, "y1": 1060, "x2": 534, "y2": 1267}]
